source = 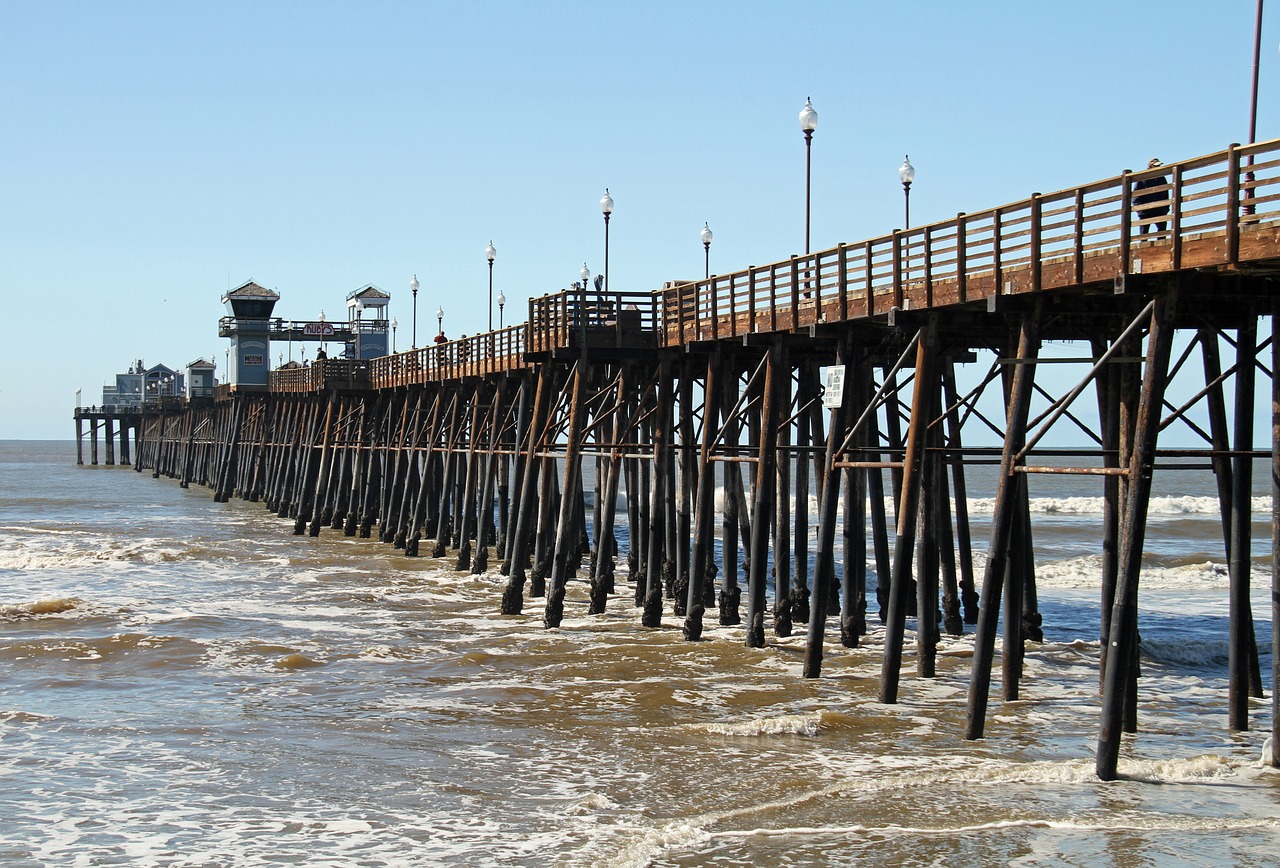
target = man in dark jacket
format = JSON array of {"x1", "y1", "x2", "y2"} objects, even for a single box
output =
[{"x1": 1135, "y1": 157, "x2": 1170, "y2": 235}]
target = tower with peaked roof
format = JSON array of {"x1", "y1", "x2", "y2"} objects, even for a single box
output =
[
  {"x1": 345, "y1": 284, "x2": 391, "y2": 359},
  {"x1": 219, "y1": 281, "x2": 280, "y2": 387}
]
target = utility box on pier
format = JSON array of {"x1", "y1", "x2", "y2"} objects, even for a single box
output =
[{"x1": 220, "y1": 281, "x2": 280, "y2": 387}]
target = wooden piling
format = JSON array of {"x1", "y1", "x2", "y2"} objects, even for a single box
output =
[
  {"x1": 966, "y1": 305, "x2": 1040, "y2": 738},
  {"x1": 1097, "y1": 288, "x2": 1178, "y2": 781},
  {"x1": 881, "y1": 324, "x2": 935, "y2": 704}
]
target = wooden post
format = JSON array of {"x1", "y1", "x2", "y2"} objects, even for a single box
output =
[
  {"x1": 685, "y1": 351, "x2": 722, "y2": 640},
  {"x1": 916, "y1": 445, "x2": 940, "y2": 677},
  {"x1": 1228, "y1": 314, "x2": 1258, "y2": 728},
  {"x1": 546, "y1": 360, "x2": 590, "y2": 628},
  {"x1": 792, "y1": 361, "x2": 815, "y2": 625},
  {"x1": 773, "y1": 349, "x2": 793, "y2": 637},
  {"x1": 643, "y1": 355, "x2": 675, "y2": 628},
  {"x1": 880, "y1": 324, "x2": 936, "y2": 703},
  {"x1": 1096, "y1": 288, "x2": 1178, "y2": 781},
  {"x1": 530, "y1": 459, "x2": 559, "y2": 598},
  {"x1": 590, "y1": 368, "x2": 629, "y2": 614},
  {"x1": 455, "y1": 385, "x2": 486, "y2": 571},
  {"x1": 942, "y1": 362, "x2": 978, "y2": 623},
  {"x1": 1272, "y1": 310, "x2": 1280, "y2": 767},
  {"x1": 473, "y1": 382, "x2": 505, "y2": 574},
  {"x1": 105, "y1": 417, "x2": 116, "y2": 466},
  {"x1": 965, "y1": 305, "x2": 1040, "y2": 739},
  {"x1": 841, "y1": 353, "x2": 869, "y2": 646},
  {"x1": 1093, "y1": 333, "x2": 1122, "y2": 686},
  {"x1": 746, "y1": 341, "x2": 782, "y2": 648},
  {"x1": 675, "y1": 366, "x2": 696, "y2": 615},
  {"x1": 720, "y1": 366, "x2": 745, "y2": 625},
  {"x1": 503, "y1": 366, "x2": 553, "y2": 614},
  {"x1": 804, "y1": 336, "x2": 850, "y2": 676}
]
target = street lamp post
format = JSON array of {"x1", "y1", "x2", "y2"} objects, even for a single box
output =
[
  {"x1": 701, "y1": 222, "x2": 713, "y2": 279},
  {"x1": 497, "y1": 291, "x2": 506, "y2": 328},
  {"x1": 436, "y1": 305, "x2": 444, "y2": 340},
  {"x1": 391, "y1": 317, "x2": 398, "y2": 353},
  {"x1": 486, "y1": 241, "x2": 497, "y2": 332},
  {"x1": 899, "y1": 155, "x2": 915, "y2": 229},
  {"x1": 600, "y1": 189, "x2": 613, "y2": 293},
  {"x1": 799, "y1": 97, "x2": 818, "y2": 253},
  {"x1": 1244, "y1": 0, "x2": 1264, "y2": 214},
  {"x1": 410, "y1": 274, "x2": 420, "y2": 348}
]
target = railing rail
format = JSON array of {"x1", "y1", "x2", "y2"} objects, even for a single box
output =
[
  {"x1": 130, "y1": 138, "x2": 1280, "y2": 407},
  {"x1": 527, "y1": 289, "x2": 661, "y2": 355},
  {"x1": 369, "y1": 325, "x2": 528, "y2": 389},
  {"x1": 661, "y1": 138, "x2": 1280, "y2": 344},
  {"x1": 270, "y1": 359, "x2": 371, "y2": 393}
]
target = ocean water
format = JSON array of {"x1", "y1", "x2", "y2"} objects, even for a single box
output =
[{"x1": 2, "y1": 439, "x2": 1278, "y2": 866}]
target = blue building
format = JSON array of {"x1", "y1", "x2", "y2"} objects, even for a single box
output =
[
  {"x1": 220, "y1": 281, "x2": 279, "y2": 388},
  {"x1": 100, "y1": 360, "x2": 184, "y2": 409}
]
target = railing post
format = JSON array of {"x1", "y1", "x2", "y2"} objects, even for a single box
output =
[
  {"x1": 1073, "y1": 190, "x2": 1085, "y2": 284},
  {"x1": 727, "y1": 272, "x2": 737, "y2": 339},
  {"x1": 1120, "y1": 170, "x2": 1133, "y2": 275},
  {"x1": 710, "y1": 275, "x2": 720, "y2": 341},
  {"x1": 1226, "y1": 143, "x2": 1242, "y2": 265},
  {"x1": 790, "y1": 256, "x2": 801, "y2": 329},
  {"x1": 1031, "y1": 193, "x2": 1043, "y2": 295},
  {"x1": 863, "y1": 240, "x2": 874, "y2": 316},
  {"x1": 892, "y1": 230, "x2": 904, "y2": 310},
  {"x1": 993, "y1": 207, "x2": 1004, "y2": 295},
  {"x1": 956, "y1": 213, "x2": 968, "y2": 304},
  {"x1": 1172, "y1": 166, "x2": 1184, "y2": 271},
  {"x1": 770, "y1": 262, "x2": 781, "y2": 332},
  {"x1": 837, "y1": 243, "x2": 849, "y2": 322},
  {"x1": 923, "y1": 226, "x2": 933, "y2": 308}
]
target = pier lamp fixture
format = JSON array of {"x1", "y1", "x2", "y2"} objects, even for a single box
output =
[
  {"x1": 580, "y1": 262, "x2": 591, "y2": 293},
  {"x1": 436, "y1": 304, "x2": 444, "y2": 339},
  {"x1": 497, "y1": 291, "x2": 506, "y2": 328},
  {"x1": 410, "y1": 274, "x2": 420, "y2": 348},
  {"x1": 899, "y1": 155, "x2": 915, "y2": 229},
  {"x1": 799, "y1": 97, "x2": 818, "y2": 253},
  {"x1": 600, "y1": 189, "x2": 613, "y2": 293},
  {"x1": 391, "y1": 317, "x2": 398, "y2": 353},
  {"x1": 486, "y1": 241, "x2": 497, "y2": 332},
  {"x1": 701, "y1": 222, "x2": 713, "y2": 279},
  {"x1": 318, "y1": 309, "x2": 327, "y2": 357}
]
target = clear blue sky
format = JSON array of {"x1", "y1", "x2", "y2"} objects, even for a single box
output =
[{"x1": 1, "y1": 0, "x2": 1274, "y2": 439}]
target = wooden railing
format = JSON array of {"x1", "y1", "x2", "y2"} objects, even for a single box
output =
[
  {"x1": 661, "y1": 139, "x2": 1280, "y2": 345},
  {"x1": 369, "y1": 325, "x2": 527, "y2": 389},
  {"x1": 271, "y1": 359, "x2": 371, "y2": 393},
  {"x1": 526, "y1": 289, "x2": 660, "y2": 355},
  {"x1": 188, "y1": 139, "x2": 1280, "y2": 401}
]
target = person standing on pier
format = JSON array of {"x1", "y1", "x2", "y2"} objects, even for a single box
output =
[{"x1": 1135, "y1": 157, "x2": 1170, "y2": 235}]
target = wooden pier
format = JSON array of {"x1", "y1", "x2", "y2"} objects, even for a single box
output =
[{"x1": 78, "y1": 139, "x2": 1280, "y2": 779}]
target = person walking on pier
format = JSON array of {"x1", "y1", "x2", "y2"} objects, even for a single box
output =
[{"x1": 1135, "y1": 157, "x2": 1170, "y2": 235}]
